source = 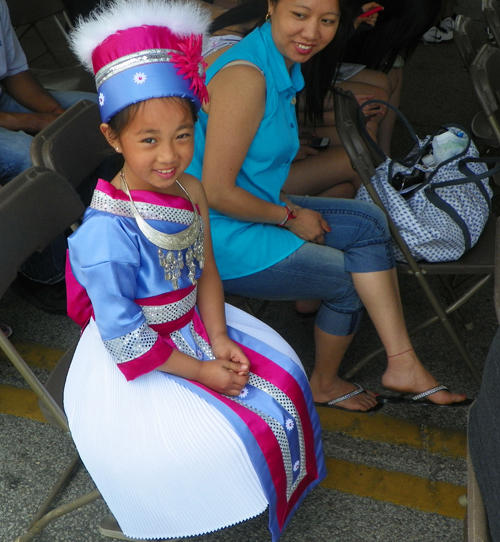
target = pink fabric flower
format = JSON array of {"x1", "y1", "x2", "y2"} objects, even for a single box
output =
[{"x1": 170, "y1": 34, "x2": 209, "y2": 105}]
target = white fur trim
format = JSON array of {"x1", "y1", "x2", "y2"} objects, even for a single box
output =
[{"x1": 70, "y1": 0, "x2": 211, "y2": 72}]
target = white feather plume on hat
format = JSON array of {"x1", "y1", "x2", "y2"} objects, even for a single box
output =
[{"x1": 71, "y1": 0, "x2": 211, "y2": 72}]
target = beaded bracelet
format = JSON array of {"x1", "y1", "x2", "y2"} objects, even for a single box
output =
[{"x1": 277, "y1": 205, "x2": 296, "y2": 227}]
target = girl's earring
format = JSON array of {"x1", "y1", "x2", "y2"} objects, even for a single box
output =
[
  {"x1": 265, "y1": 13, "x2": 270, "y2": 21},
  {"x1": 115, "y1": 147, "x2": 120, "y2": 152}
]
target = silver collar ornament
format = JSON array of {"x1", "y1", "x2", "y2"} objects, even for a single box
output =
[{"x1": 120, "y1": 170, "x2": 204, "y2": 289}]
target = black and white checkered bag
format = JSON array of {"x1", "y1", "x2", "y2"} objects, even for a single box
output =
[{"x1": 356, "y1": 102, "x2": 499, "y2": 262}]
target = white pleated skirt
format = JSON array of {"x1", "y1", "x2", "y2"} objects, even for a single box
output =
[{"x1": 64, "y1": 304, "x2": 305, "y2": 540}]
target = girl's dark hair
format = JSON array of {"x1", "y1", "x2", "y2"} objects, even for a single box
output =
[
  {"x1": 107, "y1": 97, "x2": 198, "y2": 138},
  {"x1": 343, "y1": 0, "x2": 441, "y2": 72}
]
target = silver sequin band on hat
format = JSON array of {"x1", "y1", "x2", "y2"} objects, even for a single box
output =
[{"x1": 95, "y1": 48, "x2": 181, "y2": 88}]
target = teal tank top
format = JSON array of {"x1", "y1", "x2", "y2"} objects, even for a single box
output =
[{"x1": 187, "y1": 22, "x2": 305, "y2": 280}]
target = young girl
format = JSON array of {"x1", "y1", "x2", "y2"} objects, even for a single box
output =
[{"x1": 64, "y1": 1, "x2": 325, "y2": 541}]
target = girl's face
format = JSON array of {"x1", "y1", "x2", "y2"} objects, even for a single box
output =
[
  {"x1": 103, "y1": 98, "x2": 195, "y2": 193},
  {"x1": 268, "y1": 0, "x2": 340, "y2": 69}
]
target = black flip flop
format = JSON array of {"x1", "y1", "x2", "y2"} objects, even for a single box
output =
[
  {"x1": 383, "y1": 385, "x2": 473, "y2": 407},
  {"x1": 314, "y1": 383, "x2": 385, "y2": 413}
]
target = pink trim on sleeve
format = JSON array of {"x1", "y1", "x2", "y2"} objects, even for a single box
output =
[{"x1": 118, "y1": 335, "x2": 173, "y2": 381}]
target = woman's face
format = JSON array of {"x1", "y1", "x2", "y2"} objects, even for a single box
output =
[{"x1": 268, "y1": 0, "x2": 340, "y2": 69}]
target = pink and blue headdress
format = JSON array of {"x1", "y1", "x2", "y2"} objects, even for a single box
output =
[{"x1": 70, "y1": 0, "x2": 211, "y2": 123}]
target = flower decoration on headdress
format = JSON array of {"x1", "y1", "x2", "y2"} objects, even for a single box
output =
[
  {"x1": 133, "y1": 72, "x2": 147, "y2": 85},
  {"x1": 170, "y1": 34, "x2": 209, "y2": 105}
]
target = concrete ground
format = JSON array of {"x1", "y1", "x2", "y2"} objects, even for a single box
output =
[{"x1": 0, "y1": 0, "x2": 496, "y2": 541}]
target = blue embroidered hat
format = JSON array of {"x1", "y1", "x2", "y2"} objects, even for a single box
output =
[{"x1": 70, "y1": 0, "x2": 211, "y2": 122}]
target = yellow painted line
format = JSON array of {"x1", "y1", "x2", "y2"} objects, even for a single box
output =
[
  {"x1": 0, "y1": 342, "x2": 64, "y2": 371},
  {"x1": 322, "y1": 457, "x2": 466, "y2": 519},
  {"x1": 316, "y1": 407, "x2": 466, "y2": 459},
  {"x1": 0, "y1": 384, "x2": 45, "y2": 423}
]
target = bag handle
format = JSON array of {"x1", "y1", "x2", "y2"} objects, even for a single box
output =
[
  {"x1": 424, "y1": 156, "x2": 500, "y2": 251},
  {"x1": 357, "y1": 100, "x2": 474, "y2": 169},
  {"x1": 357, "y1": 99, "x2": 419, "y2": 166},
  {"x1": 425, "y1": 156, "x2": 500, "y2": 188}
]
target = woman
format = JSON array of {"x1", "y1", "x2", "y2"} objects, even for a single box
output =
[
  {"x1": 187, "y1": 0, "x2": 467, "y2": 410},
  {"x1": 203, "y1": 0, "x2": 390, "y2": 199}
]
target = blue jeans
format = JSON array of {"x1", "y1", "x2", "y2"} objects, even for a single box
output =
[
  {"x1": 0, "y1": 89, "x2": 98, "y2": 283},
  {"x1": 223, "y1": 196, "x2": 395, "y2": 336}
]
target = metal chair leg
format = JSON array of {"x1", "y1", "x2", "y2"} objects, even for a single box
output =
[
  {"x1": 14, "y1": 490, "x2": 101, "y2": 542},
  {"x1": 27, "y1": 454, "x2": 81, "y2": 529}
]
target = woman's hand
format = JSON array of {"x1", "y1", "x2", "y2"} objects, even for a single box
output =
[
  {"x1": 197, "y1": 359, "x2": 250, "y2": 396},
  {"x1": 356, "y1": 94, "x2": 387, "y2": 118},
  {"x1": 293, "y1": 144, "x2": 319, "y2": 162},
  {"x1": 354, "y1": 2, "x2": 383, "y2": 29},
  {"x1": 285, "y1": 207, "x2": 331, "y2": 244}
]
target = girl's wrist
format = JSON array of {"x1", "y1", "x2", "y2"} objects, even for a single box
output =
[{"x1": 208, "y1": 330, "x2": 229, "y2": 347}]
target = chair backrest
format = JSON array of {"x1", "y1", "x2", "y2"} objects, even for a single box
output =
[
  {"x1": 470, "y1": 44, "x2": 500, "y2": 146},
  {"x1": 0, "y1": 166, "x2": 85, "y2": 298},
  {"x1": 483, "y1": 0, "x2": 500, "y2": 48},
  {"x1": 333, "y1": 88, "x2": 382, "y2": 181},
  {"x1": 454, "y1": 15, "x2": 486, "y2": 71},
  {"x1": 7, "y1": 0, "x2": 72, "y2": 66},
  {"x1": 30, "y1": 99, "x2": 110, "y2": 190},
  {"x1": 6, "y1": 0, "x2": 68, "y2": 28}
]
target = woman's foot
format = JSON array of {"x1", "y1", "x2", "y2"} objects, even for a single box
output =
[
  {"x1": 310, "y1": 377, "x2": 379, "y2": 412},
  {"x1": 382, "y1": 349, "x2": 467, "y2": 405}
]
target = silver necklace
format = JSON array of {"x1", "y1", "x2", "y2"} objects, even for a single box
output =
[{"x1": 120, "y1": 170, "x2": 204, "y2": 289}]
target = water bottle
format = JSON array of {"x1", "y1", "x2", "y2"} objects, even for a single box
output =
[{"x1": 432, "y1": 129, "x2": 468, "y2": 165}]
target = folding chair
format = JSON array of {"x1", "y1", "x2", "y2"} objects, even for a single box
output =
[
  {"x1": 483, "y1": 0, "x2": 500, "y2": 50},
  {"x1": 469, "y1": 44, "x2": 500, "y2": 148},
  {"x1": 0, "y1": 167, "x2": 105, "y2": 542},
  {"x1": 30, "y1": 99, "x2": 111, "y2": 191},
  {"x1": 455, "y1": 15, "x2": 486, "y2": 71},
  {"x1": 6, "y1": 0, "x2": 72, "y2": 67},
  {"x1": 453, "y1": 15, "x2": 496, "y2": 148},
  {"x1": 333, "y1": 88, "x2": 498, "y2": 384}
]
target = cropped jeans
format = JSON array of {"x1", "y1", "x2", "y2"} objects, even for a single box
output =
[
  {"x1": 0, "y1": 89, "x2": 98, "y2": 283},
  {"x1": 223, "y1": 196, "x2": 395, "y2": 337}
]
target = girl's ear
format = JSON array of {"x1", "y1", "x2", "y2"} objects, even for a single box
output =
[{"x1": 100, "y1": 123, "x2": 121, "y2": 153}]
